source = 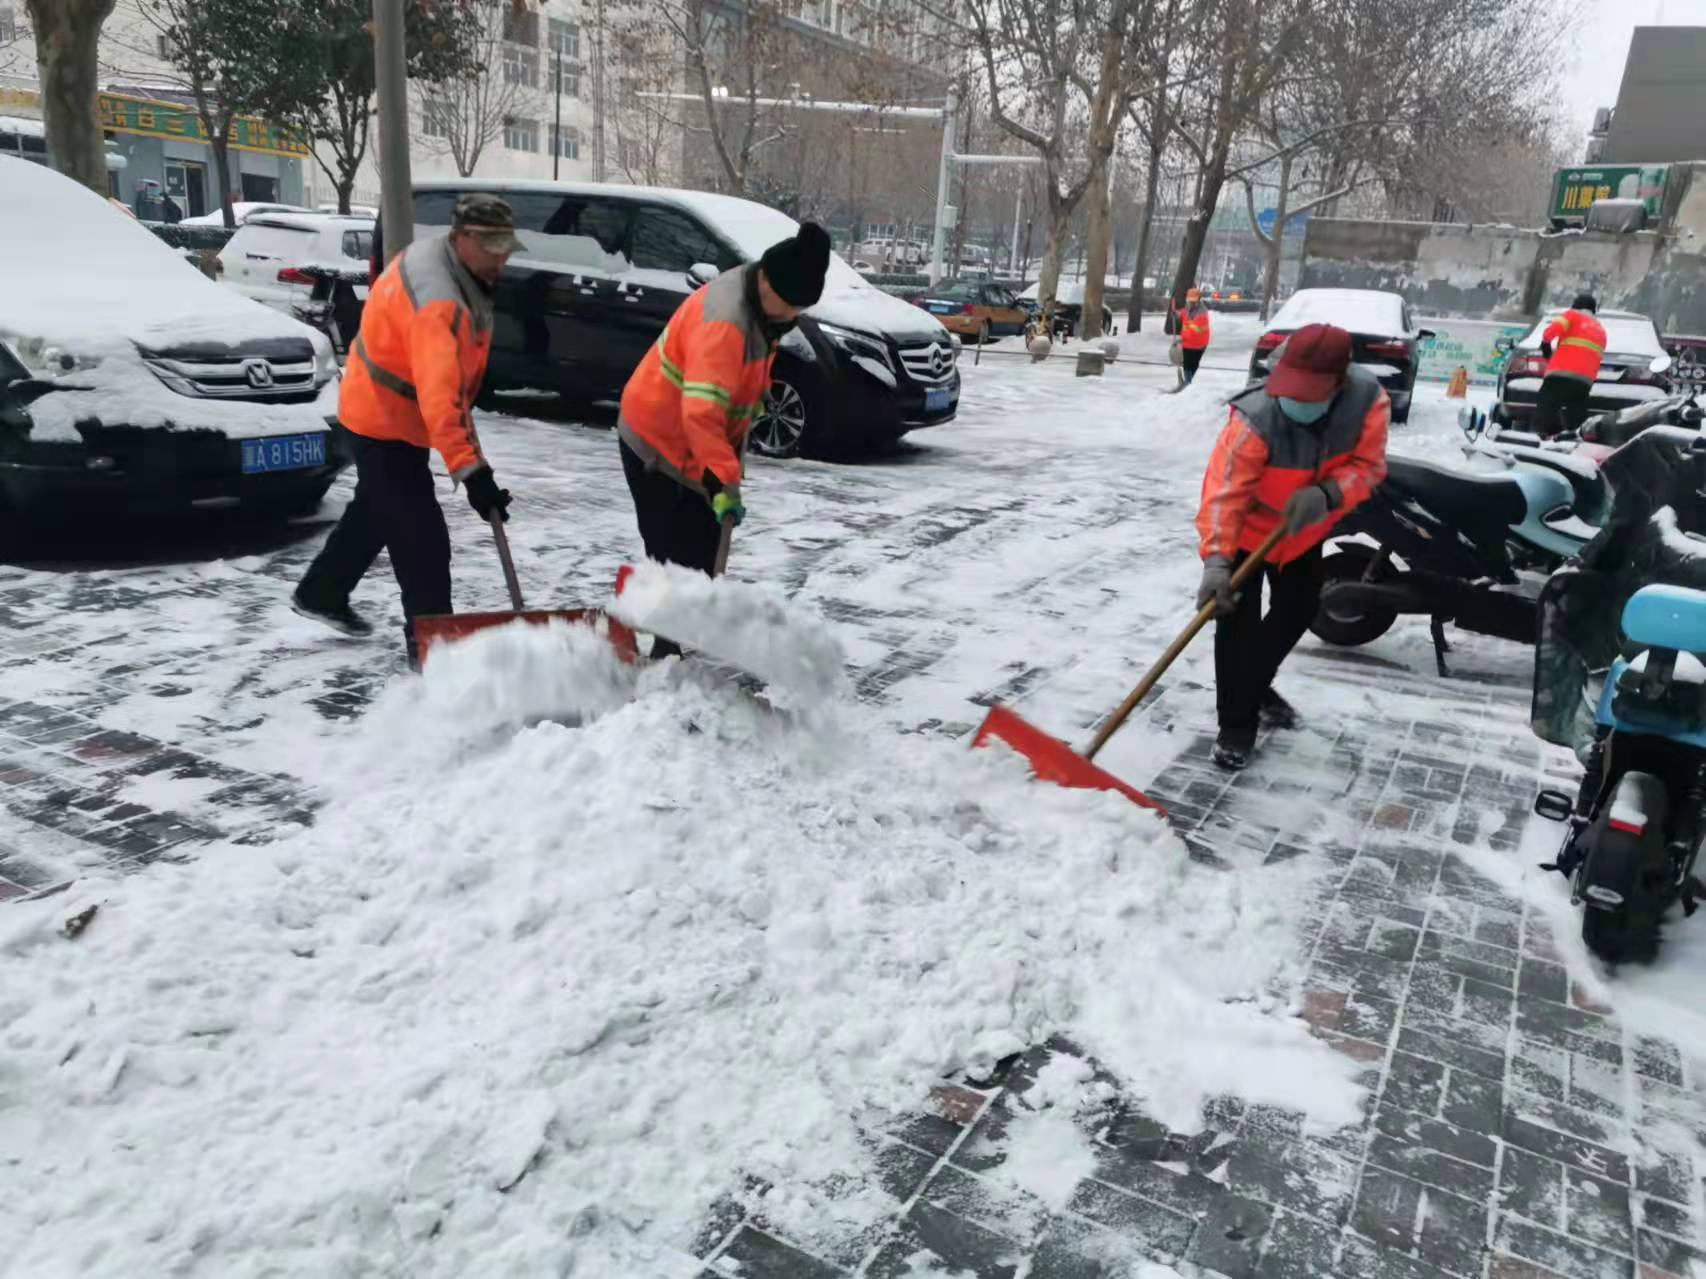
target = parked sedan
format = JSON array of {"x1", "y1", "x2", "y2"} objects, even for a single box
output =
[
  {"x1": 1250, "y1": 288, "x2": 1433, "y2": 424},
  {"x1": 1492, "y1": 309, "x2": 1674, "y2": 429},
  {"x1": 908, "y1": 279, "x2": 1028, "y2": 343},
  {"x1": 1016, "y1": 279, "x2": 1116, "y2": 339},
  {"x1": 181, "y1": 201, "x2": 314, "y2": 227},
  {"x1": 1, "y1": 158, "x2": 345, "y2": 542}
]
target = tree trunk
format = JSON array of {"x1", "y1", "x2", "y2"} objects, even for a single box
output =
[
  {"x1": 1169, "y1": 167, "x2": 1227, "y2": 314},
  {"x1": 1260, "y1": 152, "x2": 1290, "y2": 322},
  {"x1": 1080, "y1": 152, "x2": 1112, "y2": 341},
  {"x1": 1127, "y1": 140, "x2": 1164, "y2": 332},
  {"x1": 337, "y1": 174, "x2": 356, "y2": 214},
  {"x1": 28, "y1": 0, "x2": 118, "y2": 195},
  {"x1": 1036, "y1": 201, "x2": 1070, "y2": 315},
  {"x1": 209, "y1": 133, "x2": 235, "y2": 228}
]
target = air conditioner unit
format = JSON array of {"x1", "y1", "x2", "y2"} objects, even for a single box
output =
[
  {"x1": 1585, "y1": 137, "x2": 1605, "y2": 163},
  {"x1": 1591, "y1": 107, "x2": 1613, "y2": 135}
]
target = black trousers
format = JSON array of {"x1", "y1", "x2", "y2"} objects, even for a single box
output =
[
  {"x1": 1181, "y1": 347, "x2": 1205, "y2": 383},
  {"x1": 297, "y1": 428, "x2": 452, "y2": 624},
  {"x1": 1533, "y1": 376, "x2": 1592, "y2": 439},
  {"x1": 1214, "y1": 545, "x2": 1324, "y2": 737},
  {"x1": 620, "y1": 439, "x2": 720, "y2": 575}
]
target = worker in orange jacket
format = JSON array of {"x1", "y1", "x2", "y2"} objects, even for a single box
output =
[
  {"x1": 1178, "y1": 288, "x2": 1211, "y2": 385},
  {"x1": 1196, "y1": 323, "x2": 1390, "y2": 770},
  {"x1": 617, "y1": 222, "x2": 830, "y2": 655},
  {"x1": 293, "y1": 194, "x2": 520, "y2": 662},
  {"x1": 1534, "y1": 293, "x2": 1606, "y2": 438}
]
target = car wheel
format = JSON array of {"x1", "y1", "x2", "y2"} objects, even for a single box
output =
[
  {"x1": 751, "y1": 374, "x2": 811, "y2": 459},
  {"x1": 1392, "y1": 382, "x2": 1413, "y2": 425},
  {"x1": 1310, "y1": 546, "x2": 1397, "y2": 646}
]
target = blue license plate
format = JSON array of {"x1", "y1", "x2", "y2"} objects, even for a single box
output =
[
  {"x1": 928, "y1": 303, "x2": 954, "y2": 314},
  {"x1": 241, "y1": 433, "x2": 327, "y2": 474},
  {"x1": 925, "y1": 388, "x2": 954, "y2": 413}
]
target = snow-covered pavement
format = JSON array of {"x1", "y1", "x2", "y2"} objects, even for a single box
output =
[{"x1": 2, "y1": 328, "x2": 1705, "y2": 1278}]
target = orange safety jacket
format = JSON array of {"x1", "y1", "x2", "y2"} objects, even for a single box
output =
[
  {"x1": 1541, "y1": 309, "x2": 1607, "y2": 384},
  {"x1": 1197, "y1": 365, "x2": 1390, "y2": 566},
  {"x1": 339, "y1": 235, "x2": 492, "y2": 479},
  {"x1": 618, "y1": 265, "x2": 774, "y2": 501},
  {"x1": 1179, "y1": 304, "x2": 1211, "y2": 351}
]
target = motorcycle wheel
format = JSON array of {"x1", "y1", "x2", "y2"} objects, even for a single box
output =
[{"x1": 1310, "y1": 547, "x2": 1398, "y2": 647}]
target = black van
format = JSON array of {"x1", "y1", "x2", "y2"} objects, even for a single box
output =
[{"x1": 378, "y1": 180, "x2": 960, "y2": 458}]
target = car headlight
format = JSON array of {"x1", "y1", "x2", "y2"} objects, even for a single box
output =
[
  {"x1": 311, "y1": 335, "x2": 338, "y2": 386},
  {"x1": 5, "y1": 335, "x2": 102, "y2": 378},
  {"x1": 816, "y1": 321, "x2": 894, "y2": 373}
]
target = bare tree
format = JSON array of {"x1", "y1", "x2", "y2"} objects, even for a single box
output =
[
  {"x1": 608, "y1": 21, "x2": 685, "y2": 186},
  {"x1": 419, "y1": 0, "x2": 527, "y2": 178},
  {"x1": 23, "y1": 0, "x2": 119, "y2": 194}
]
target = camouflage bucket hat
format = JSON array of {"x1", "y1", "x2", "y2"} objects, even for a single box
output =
[{"x1": 452, "y1": 193, "x2": 523, "y2": 254}]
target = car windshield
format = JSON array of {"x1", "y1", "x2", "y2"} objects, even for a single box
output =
[
  {"x1": 927, "y1": 282, "x2": 979, "y2": 301},
  {"x1": 1519, "y1": 313, "x2": 1663, "y2": 357},
  {"x1": 233, "y1": 223, "x2": 317, "y2": 259}
]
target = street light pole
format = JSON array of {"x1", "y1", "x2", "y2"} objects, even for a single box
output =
[
  {"x1": 928, "y1": 86, "x2": 955, "y2": 285},
  {"x1": 372, "y1": 0, "x2": 413, "y2": 263}
]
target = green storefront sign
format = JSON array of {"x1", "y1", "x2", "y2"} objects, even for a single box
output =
[
  {"x1": 1550, "y1": 165, "x2": 1669, "y2": 222},
  {"x1": 97, "y1": 90, "x2": 306, "y2": 157}
]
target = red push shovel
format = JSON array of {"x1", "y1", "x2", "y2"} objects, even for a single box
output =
[
  {"x1": 973, "y1": 526, "x2": 1287, "y2": 815},
  {"x1": 413, "y1": 515, "x2": 639, "y2": 666}
]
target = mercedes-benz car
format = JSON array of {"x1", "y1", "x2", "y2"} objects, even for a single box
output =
[{"x1": 1, "y1": 158, "x2": 344, "y2": 542}]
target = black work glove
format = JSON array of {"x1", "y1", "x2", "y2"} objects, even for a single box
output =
[
  {"x1": 1540, "y1": 340, "x2": 1554, "y2": 360},
  {"x1": 464, "y1": 466, "x2": 512, "y2": 522},
  {"x1": 1196, "y1": 556, "x2": 1238, "y2": 616},
  {"x1": 1281, "y1": 484, "x2": 1333, "y2": 535}
]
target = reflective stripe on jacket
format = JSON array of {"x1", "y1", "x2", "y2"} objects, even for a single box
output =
[
  {"x1": 1179, "y1": 305, "x2": 1211, "y2": 351},
  {"x1": 1541, "y1": 310, "x2": 1607, "y2": 384},
  {"x1": 618, "y1": 264, "x2": 773, "y2": 500},
  {"x1": 339, "y1": 235, "x2": 492, "y2": 479},
  {"x1": 1196, "y1": 365, "x2": 1391, "y2": 566}
]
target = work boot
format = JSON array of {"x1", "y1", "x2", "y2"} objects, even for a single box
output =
[
  {"x1": 292, "y1": 588, "x2": 373, "y2": 637},
  {"x1": 1212, "y1": 728, "x2": 1257, "y2": 772},
  {"x1": 1259, "y1": 688, "x2": 1301, "y2": 730}
]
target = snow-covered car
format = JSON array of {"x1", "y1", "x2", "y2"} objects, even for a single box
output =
[
  {"x1": 0, "y1": 158, "x2": 345, "y2": 535},
  {"x1": 382, "y1": 179, "x2": 959, "y2": 459},
  {"x1": 180, "y1": 201, "x2": 314, "y2": 227},
  {"x1": 219, "y1": 213, "x2": 374, "y2": 311},
  {"x1": 1491, "y1": 309, "x2": 1673, "y2": 429},
  {"x1": 1250, "y1": 288, "x2": 1434, "y2": 424},
  {"x1": 1016, "y1": 279, "x2": 1115, "y2": 339}
]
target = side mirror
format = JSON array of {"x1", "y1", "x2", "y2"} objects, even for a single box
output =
[
  {"x1": 5, "y1": 377, "x2": 61, "y2": 407},
  {"x1": 1417, "y1": 328, "x2": 1437, "y2": 341},
  {"x1": 1650, "y1": 353, "x2": 1673, "y2": 375},
  {"x1": 1493, "y1": 337, "x2": 1515, "y2": 354},
  {"x1": 687, "y1": 262, "x2": 719, "y2": 287}
]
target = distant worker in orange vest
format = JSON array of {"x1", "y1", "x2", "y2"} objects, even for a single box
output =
[
  {"x1": 293, "y1": 194, "x2": 521, "y2": 664},
  {"x1": 1533, "y1": 293, "x2": 1606, "y2": 438},
  {"x1": 1179, "y1": 287, "x2": 1212, "y2": 385},
  {"x1": 617, "y1": 222, "x2": 831, "y2": 656}
]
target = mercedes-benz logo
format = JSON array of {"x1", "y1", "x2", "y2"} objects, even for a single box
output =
[
  {"x1": 243, "y1": 359, "x2": 274, "y2": 389},
  {"x1": 930, "y1": 344, "x2": 951, "y2": 375}
]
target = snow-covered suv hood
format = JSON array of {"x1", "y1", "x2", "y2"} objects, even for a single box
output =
[{"x1": 808, "y1": 281, "x2": 946, "y2": 344}]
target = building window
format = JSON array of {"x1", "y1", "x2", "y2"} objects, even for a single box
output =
[
  {"x1": 619, "y1": 137, "x2": 643, "y2": 172},
  {"x1": 502, "y1": 5, "x2": 538, "y2": 46},
  {"x1": 618, "y1": 76, "x2": 641, "y2": 110},
  {"x1": 548, "y1": 18, "x2": 579, "y2": 59},
  {"x1": 0, "y1": 7, "x2": 17, "y2": 42},
  {"x1": 549, "y1": 124, "x2": 580, "y2": 160},
  {"x1": 549, "y1": 59, "x2": 579, "y2": 97},
  {"x1": 801, "y1": 0, "x2": 832, "y2": 28},
  {"x1": 503, "y1": 45, "x2": 539, "y2": 87},
  {"x1": 156, "y1": 32, "x2": 181, "y2": 60},
  {"x1": 503, "y1": 116, "x2": 538, "y2": 152},
  {"x1": 421, "y1": 97, "x2": 452, "y2": 140}
]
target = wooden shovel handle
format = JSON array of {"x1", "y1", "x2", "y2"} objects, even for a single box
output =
[
  {"x1": 489, "y1": 514, "x2": 526, "y2": 611},
  {"x1": 1083, "y1": 525, "x2": 1288, "y2": 761}
]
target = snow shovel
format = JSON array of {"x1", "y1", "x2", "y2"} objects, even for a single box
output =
[
  {"x1": 412, "y1": 515, "x2": 639, "y2": 665},
  {"x1": 973, "y1": 526, "x2": 1287, "y2": 815}
]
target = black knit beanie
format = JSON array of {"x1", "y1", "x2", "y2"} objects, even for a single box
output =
[
  {"x1": 1572, "y1": 292, "x2": 1598, "y2": 313},
  {"x1": 760, "y1": 221, "x2": 831, "y2": 307}
]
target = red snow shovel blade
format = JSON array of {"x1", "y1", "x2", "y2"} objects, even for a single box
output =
[
  {"x1": 413, "y1": 608, "x2": 640, "y2": 666},
  {"x1": 972, "y1": 704, "x2": 1168, "y2": 815}
]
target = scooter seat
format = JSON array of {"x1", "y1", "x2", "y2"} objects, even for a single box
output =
[
  {"x1": 1384, "y1": 457, "x2": 1528, "y2": 533},
  {"x1": 1623, "y1": 584, "x2": 1706, "y2": 655}
]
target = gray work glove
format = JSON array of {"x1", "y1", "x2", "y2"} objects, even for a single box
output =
[
  {"x1": 1196, "y1": 556, "x2": 1238, "y2": 616},
  {"x1": 1281, "y1": 484, "x2": 1332, "y2": 536}
]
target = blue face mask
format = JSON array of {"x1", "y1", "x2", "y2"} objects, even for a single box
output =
[{"x1": 1278, "y1": 397, "x2": 1331, "y2": 424}]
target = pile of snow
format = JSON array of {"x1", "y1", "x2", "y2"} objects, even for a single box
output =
[
  {"x1": 0, "y1": 620, "x2": 1361, "y2": 1276},
  {"x1": 611, "y1": 561, "x2": 847, "y2": 706}
]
